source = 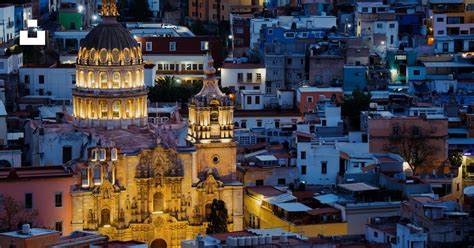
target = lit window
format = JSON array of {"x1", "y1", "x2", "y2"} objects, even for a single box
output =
[
  {"x1": 99, "y1": 149, "x2": 106, "y2": 161},
  {"x1": 201, "y1": 41, "x2": 209, "y2": 50},
  {"x1": 100, "y1": 72, "x2": 108, "y2": 88},
  {"x1": 100, "y1": 102, "x2": 108, "y2": 119},
  {"x1": 81, "y1": 168, "x2": 89, "y2": 187},
  {"x1": 169, "y1": 42, "x2": 176, "y2": 51},
  {"x1": 112, "y1": 72, "x2": 120, "y2": 88},
  {"x1": 112, "y1": 101, "x2": 121, "y2": 119},
  {"x1": 94, "y1": 166, "x2": 101, "y2": 185},
  {"x1": 146, "y1": 42, "x2": 153, "y2": 51},
  {"x1": 111, "y1": 148, "x2": 118, "y2": 161}
]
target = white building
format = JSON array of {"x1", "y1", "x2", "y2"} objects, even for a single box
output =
[
  {"x1": 221, "y1": 62, "x2": 266, "y2": 96},
  {"x1": 20, "y1": 64, "x2": 76, "y2": 101},
  {"x1": 392, "y1": 223, "x2": 427, "y2": 248},
  {"x1": 240, "y1": 90, "x2": 264, "y2": 110},
  {"x1": 0, "y1": 4, "x2": 15, "y2": 45},
  {"x1": 296, "y1": 139, "x2": 340, "y2": 185},
  {"x1": 234, "y1": 110, "x2": 301, "y2": 129},
  {"x1": 0, "y1": 51, "x2": 23, "y2": 74}
]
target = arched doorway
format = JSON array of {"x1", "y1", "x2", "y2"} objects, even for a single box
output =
[
  {"x1": 100, "y1": 209, "x2": 110, "y2": 226},
  {"x1": 150, "y1": 238, "x2": 167, "y2": 248}
]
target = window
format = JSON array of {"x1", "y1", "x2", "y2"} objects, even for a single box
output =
[
  {"x1": 39, "y1": 75, "x2": 45, "y2": 84},
  {"x1": 137, "y1": 42, "x2": 142, "y2": 48},
  {"x1": 38, "y1": 89, "x2": 44, "y2": 95},
  {"x1": 287, "y1": 58, "x2": 292, "y2": 65},
  {"x1": 390, "y1": 35, "x2": 394, "y2": 44},
  {"x1": 256, "y1": 73, "x2": 262, "y2": 82},
  {"x1": 362, "y1": 7, "x2": 368, "y2": 12},
  {"x1": 301, "y1": 32, "x2": 307, "y2": 38},
  {"x1": 437, "y1": 17, "x2": 444, "y2": 22},
  {"x1": 301, "y1": 165, "x2": 306, "y2": 175},
  {"x1": 274, "y1": 120, "x2": 280, "y2": 128},
  {"x1": 246, "y1": 73, "x2": 252, "y2": 82},
  {"x1": 235, "y1": 27, "x2": 243, "y2": 34},
  {"x1": 412, "y1": 126, "x2": 420, "y2": 136},
  {"x1": 237, "y1": 73, "x2": 243, "y2": 82},
  {"x1": 62, "y1": 145, "x2": 72, "y2": 164},
  {"x1": 284, "y1": 32, "x2": 295, "y2": 38},
  {"x1": 268, "y1": 29, "x2": 273, "y2": 34},
  {"x1": 253, "y1": 86, "x2": 260, "y2": 90},
  {"x1": 392, "y1": 126, "x2": 400, "y2": 135},
  {"x1": 256, "y1": 120, "x2": 262, "y2": 127},
  {"x1": 377, "y1": 23, "x2": 383, "y2": 28},
  {"x1": 256, "y1": 179, "x2": 264, "y2": 186},
  {"x1": 255, "y1": 96, "x2": 260, "y2": 104},
  {"x1": 413, "y1": 70, "x2": 420, "y2": 75},
  {"x1": 247, "y1": 96, "x2": 252, "y2": 104},
  {"x1": 0, "y1": 62, "x2": 3, "y2": 69},
  {"x1": 389, "y1": 23, "x2": 395, "y2": 28},
  {"x1": 169, "y1": 42, "x2": 176, "y2": 51},
  {"x1": 71, "y1": 74, "x2": 76, "y2": 84},
  {"x1": 25, "y1": 75, "x2": 30, "y2": 84},
  {"x1": 307, "y1": 96, "x2": 313, "y2": 103},
  {"x1": 301, "y1": 151, "x2": 306, "y2": 159},
  {"x1": 321, "y1": 162, "x2": 327, "y2": 174},
  {"x1": 81, "y1": 168, "x2": 89, "y2": 187},
  {"x1": 241, "y1": 120, "x2": 247, "y2": 128},
  {"x1": 374, "y1": 231, "x2": 378, "y2": 238},
  {"x1": 93, "y1": 166, "x2": 101, "y2": 185},
  {"x1": 438, "y1": 30, "x2": 444, "y2": 35},
  {"x1": 25, "y1": 193, "x2": 33, "y2": 209},
  {"x1": 200, "y1": 41, "x2": 209, "y2": 50},
  {"x1": 277, "y1": 178, "x2": 286, "y2": 185},
  {"x1": 273, "y1": 70, "x2": 278, "y2": 76},
  {"x1": 55, "y1": 221, "x2": 63, "y2": 233},
  {"x1": 55, "y1": 192, "x2": 63, "y2": 207},
  {"x1": 144, "y1": 42, "x2": 152, "y2": 51}
]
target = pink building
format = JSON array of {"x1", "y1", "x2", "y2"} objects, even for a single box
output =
[{"x1": 0, "y1": 166, "x2": 76, "y2": 234}]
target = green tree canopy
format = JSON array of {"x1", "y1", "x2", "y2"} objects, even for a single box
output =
[
  {"x1": 148, "y1": 76, "x2": 202, "y2": 103},
  {"x1": 206, "y1": 199, "x2": 228, "y2": 234}
]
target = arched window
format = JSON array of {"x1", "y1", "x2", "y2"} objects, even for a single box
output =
[
  {"x1": 125, "y1": 100, "x2": 132, "y2": 118},
  {"x1": 99, "y1": 149, "x2": 106, "y2": 161},
  {"x1": 112, "y1": 72, "x2": 120, "y2": 88},
  {"x1": 88, "y1": 71, "x2": 95, "y2": 88},
  {"x1": 91, "y1": 148, "x2": 98, "y2": 161},
  {"x1": 100, "y1": 101, "x2": 108, "y2": 119},
  {"x1": 100, "y1": 72, "x2": 108, "y2": 88},
  {"x1": 153, "y1": 192, "x2": 164, "y2": 212},
  {"x1": 79, "y1": 71, "x2": 85, "y2": 87},
  {"x1": 111, "y1": 148, "x2": 118, "y2": 161},
  {"x1": 93, "y1": 166, "x2": 101, "y2": 185},
  {"x1": 81, "y1": 168, "x2": 89, "y2": 187},
  {"x1": 112, "y1": 101, "x2": 121, "y2": 119},
  {"x1": 125, "y1": 71, "x2": 132, "y2": 88},
  {"x1": 136, "y1": 70, "x2": 141, "y2": 86}
]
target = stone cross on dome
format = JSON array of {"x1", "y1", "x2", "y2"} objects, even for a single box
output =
[{"x1": 100, "y1": 0, "x2": 119, "y2": 17}]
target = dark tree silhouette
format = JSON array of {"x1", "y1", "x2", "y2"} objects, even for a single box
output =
[
  {"x1": 383, "y1": 125, "x2": 436, "y2": 174},
  {"x1": 341, "y1": 90, "x2": 371, "y2": 130},
  {"x1": 148, "y1": 76, "x2": 202, "y2": 103},
  {"x1": 0, "y1": 195, "x2": 38, "y2": 232},
  {"x1": 130, "y1": 0, "x2": 152, "y2": 21},
  {"x1": 206, "y1": 199, "x2": 228, "y2": 234}
]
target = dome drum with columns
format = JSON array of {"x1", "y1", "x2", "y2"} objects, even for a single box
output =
[{"x1": 73, "y1": 1, "x2": 148, "y2": 129}]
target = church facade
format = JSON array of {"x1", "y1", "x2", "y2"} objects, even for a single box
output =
[{"x1": 68, "y1": 1, "x2": 243, "y2": 247}]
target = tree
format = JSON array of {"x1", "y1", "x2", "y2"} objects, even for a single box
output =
[
  {"x1": 206, "y1": 199, "x2": 228, "y2": 234},
  {"x1": 0, "y1": 195, "x2": 38, "y2": 232},
  {"x1": 383, "y1": 125, "x2": 437, "y2": 174},
  {"x1": 191, "y1": 20, "x2": 207, "y2": 36},
  {"x1": 130, "y1": 0, "x2": 152, "y2": 21},
  {"x1": 148, "y1": 76, "x2": 203, "y2": 103},
  {"x1": 341, "y1": 90, "x2": 371, "y2": 130},
  {"x1": 449, "y1": 151, "x2": 463, "y2": 167}
]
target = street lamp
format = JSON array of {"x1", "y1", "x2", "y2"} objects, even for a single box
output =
[{"x1": 78, "y1": 4, "x2": 84, "y2": 13}]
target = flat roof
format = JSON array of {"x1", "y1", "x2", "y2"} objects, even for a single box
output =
[
  {"x1": 0, "y1": 228, "x2": 59, "y2": 238},
  {"x1": 338, "y1": 182, "x2": 379, "y2": 192},
  {"x1": 297, "y1": 87, "x2": 343, "y2": 93},
  {"x1": 256, "y1": 155, "x2": 278, "y2": 162},
  {"x1": 247, "y1": 186, "x2": 286, "y2": 197},
  {"x1": 275, "y1": 202, "x2": 312, "y2": 212},
  {"x1": 314, "y1": 193, "x2": 340, "y2": 204},
  {"x1": 423, "y1": 62, "x2": 474, "y2": 68}
]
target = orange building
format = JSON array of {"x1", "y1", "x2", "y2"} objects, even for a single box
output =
[
  {"x1": 296, "y1": 87, "x2": 344, "y2": 113},
  {"x1": 368, "y1": 116, "x2": 448, "y2": 174},
  {"x1": 0, "y1": 166, "x2": 76, "y2": 234}
]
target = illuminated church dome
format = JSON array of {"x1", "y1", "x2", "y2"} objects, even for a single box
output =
[{"x1": 73, "y1": 0, "x2": 148, "y2": 129}]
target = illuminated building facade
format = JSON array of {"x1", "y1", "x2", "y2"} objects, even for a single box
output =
[
  {"x1": 72, "y1": 1, "x2": 147, "y2": 129},
  {"x1": 69, "y1": 1, "x2": 243, "y2": 247}
]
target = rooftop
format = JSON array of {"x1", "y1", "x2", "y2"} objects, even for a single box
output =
[
  {"x1": 338, "y1": 182, "x2": 379, "y2": 192},
  {"x1": 0, "y1": 228, "x2": 59, "y2": 238}
]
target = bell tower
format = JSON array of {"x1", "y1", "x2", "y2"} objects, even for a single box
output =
[{"x1": 188, "y1": 55, "x2": 236, "y2": 180}]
